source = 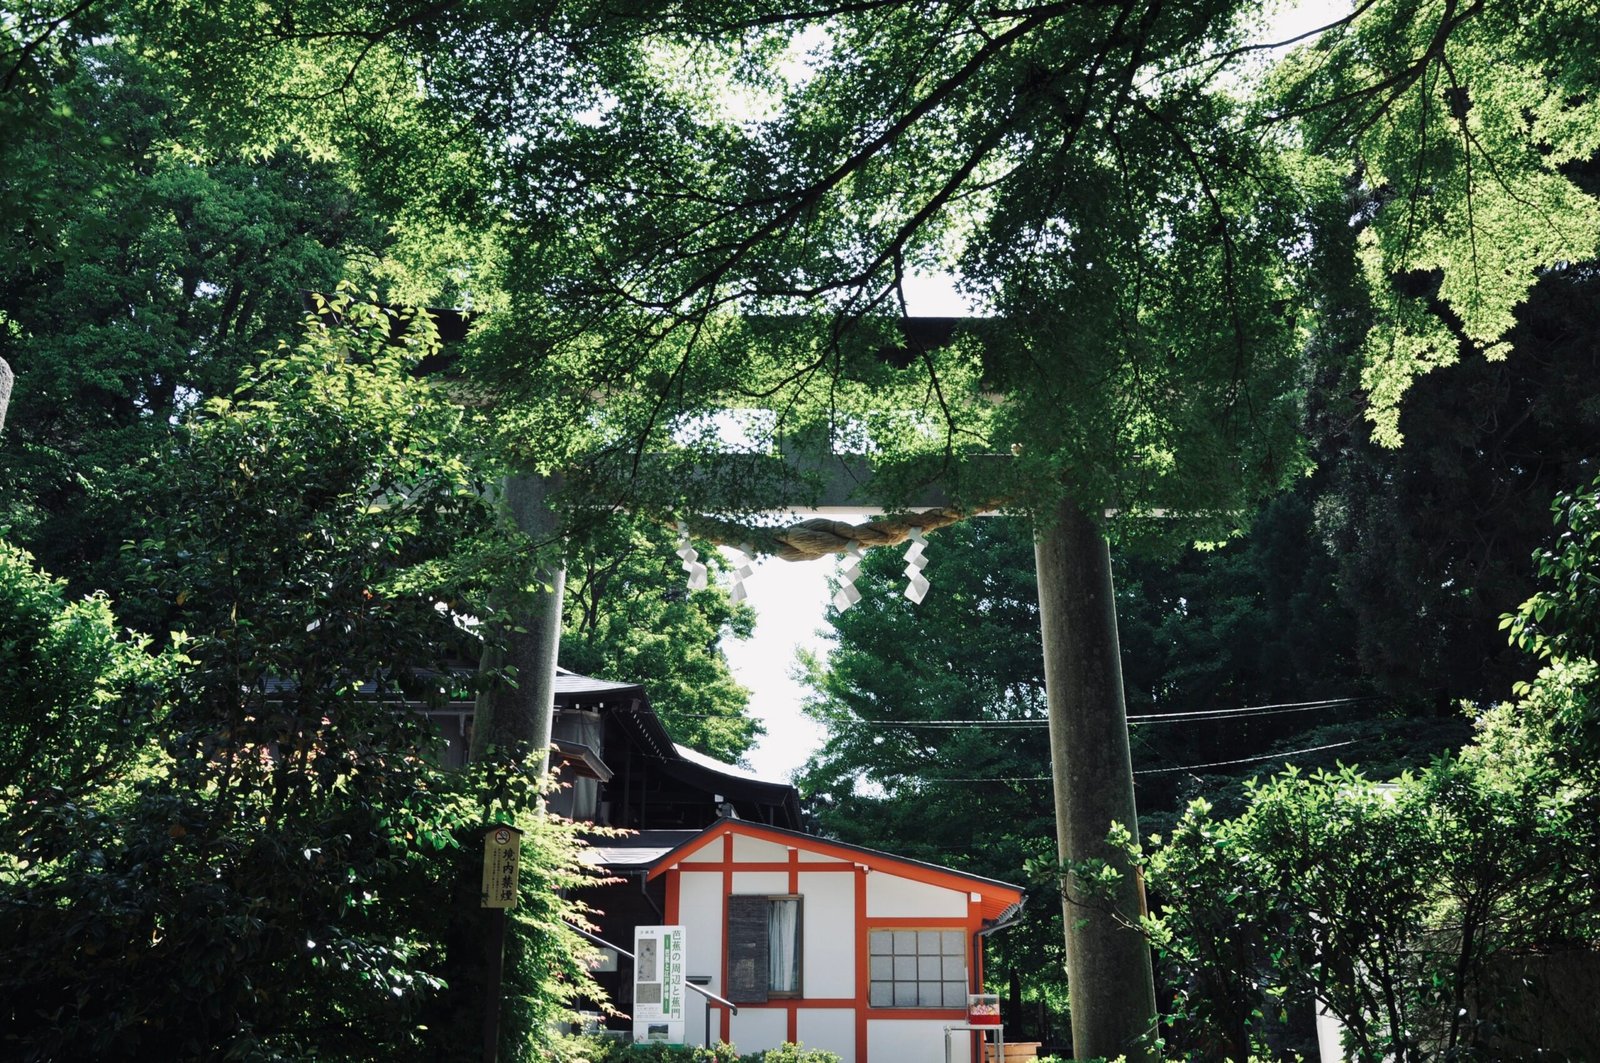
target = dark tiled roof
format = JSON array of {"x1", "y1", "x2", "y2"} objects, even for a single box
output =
[{"x1": 583, "y1": 830, "x2": 702, "y2": 868}]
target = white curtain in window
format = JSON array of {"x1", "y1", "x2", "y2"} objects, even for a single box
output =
[{"x1": 768, "y1": 899, "x2": 799, "y2": 993}]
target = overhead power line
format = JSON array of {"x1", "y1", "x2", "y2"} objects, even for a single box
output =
[
  {"x1": 1133, "y1": 738, "x2": 1366, "y2": 775},
  {"x1": 900, "y1": 737, "x2": 1373, "y2": 784},
  {"x1": 839, "y1": 696, "x2": 1378, "y2": 729}
]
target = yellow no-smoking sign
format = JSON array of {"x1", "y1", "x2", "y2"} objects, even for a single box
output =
[{"x1": 481, "y1": 825, "x2": 523, "y2": 909}]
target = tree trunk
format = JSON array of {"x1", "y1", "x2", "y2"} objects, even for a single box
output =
[
  {"x1": 1034, "y1": 494, "x2": 1158, "y2": 1063},
  {"x1": 471, "y1": 472, "x2": 565, "y2": 775}
]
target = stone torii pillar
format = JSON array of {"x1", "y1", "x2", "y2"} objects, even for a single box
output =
[
  {"x1": 1035, "y1": 495, "x2": 1158, "y2": 1062},
  {"x1": 469, "y1": 472, "x2": 566, "y2": 777}
]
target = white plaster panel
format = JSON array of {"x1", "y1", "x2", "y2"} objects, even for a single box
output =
[
  {"x1": 678, "y1": 872, "x2": 724, "y2": 986},
  {"x1": 798, "y1": 872, "x2": 856, "y2": 999},
  {"x1": 682, "y1": 838, "x2": 727, "y2": 863},
  {"x1": 732, "y1": 834, "x2": 790, "y2": 862},
  {"x1": 797, "y1": 847, "x2": 848, "y2": 863},
  {"x1": 867, "y1": 1019, "x2": 971, "y2": 1063},
  {"x1": 731, "y1": 871, "x2": 790, "y2": 895},
  {"x1": 865, "y1": 872, "x2": 967, "y2": 918},
  {"x1": 730, "y1": 1006, "x2": 788, "y2": 1054},
  {"x1": 796, "y1": 1008, "x2": 856, "y2": 1063},
  {"x1": 678, "y1": 871, "x2": 725, "y2": 1048}
]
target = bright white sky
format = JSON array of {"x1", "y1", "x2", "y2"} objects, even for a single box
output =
[{"x1": 720, "y1": 0, "x2": 1348, "y2": 782}]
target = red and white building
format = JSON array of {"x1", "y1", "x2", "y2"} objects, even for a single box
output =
[
  {"x1": 423, "y1": 668, "x2": 1025, "y2": 1061},
  {"x1": 616, "y1": 818, "x2": 1024, "y2": 1062}
]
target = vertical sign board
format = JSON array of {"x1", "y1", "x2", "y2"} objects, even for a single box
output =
[
  {"x1": 481, "y1": 826, "x2": 522, "y2": 909},
  {"x1": 632, "y1": 925, "x2": 686, "y2": 1044}
]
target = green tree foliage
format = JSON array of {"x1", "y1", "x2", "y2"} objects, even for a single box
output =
[
  {"x1": 1143, "y1": 753, "x2": 1593, "y2": 1062},
  {"x1": 1311, "y1": 262, "x2": 1600, "y2": 709},
  {"x1": 1270, "y1": 0, "x2": 1600, "y2": 444},
  {"x1": 0, "y1": 300, "x2": 604, "y2": 1060},
  {"x1": 1507, "y1": 474, "x2": 1600, "y2": 673},
  {"x1": 1141, "y1": 481, "x2": 1600, "y2": 1062},
  {"x1": 0, "y1": 541, "x2": 180, "y2": 856},
  {"x1": 558, "y1": 1038, "x2": 841, "y2": 1063},
  {"x1": 0, "y1": 34, "x2": 400, "y2": 588},
  {"x1": 563, "y1": 515, "x2": 760, "y2": 761},
  {"x1": 327, "y1": 0, "x2": 1593, "y2": 551},
  {"x1": 0, "y1": 7, "x2": 765, "y2": 766},
  {"x1": 458, "y1": 0, "x2": 1319, "y2": 536},
  {"x1": 45, "y1": 0, "x2": 1585, "y2": 543}
]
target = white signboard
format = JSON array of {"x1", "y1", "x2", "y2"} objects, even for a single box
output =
[{"x1": 632, "y1": 924, "x2": 686, "y2": 1044}]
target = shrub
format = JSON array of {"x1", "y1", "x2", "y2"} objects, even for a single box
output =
[{"x1": 554, "y1": 1038, "x2": 840, "y2": 1063}]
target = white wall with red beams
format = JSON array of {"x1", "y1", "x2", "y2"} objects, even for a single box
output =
[{"x1": 647, "y1": 821, "x2": 1023, "y2": 1063}]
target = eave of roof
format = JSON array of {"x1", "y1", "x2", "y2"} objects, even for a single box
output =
[
  {"x1": 554, "y1": 667, "x2": 645, "y2": 702},
  {"x1": 581, "y1": 830, "x2": 702, "y2": 869},
  {"x1": 551, "y1": 739, "x2": 614, "y2": 782},
  {"x1": 663, "y1": 743, "x2": 796, "y2": 798}
]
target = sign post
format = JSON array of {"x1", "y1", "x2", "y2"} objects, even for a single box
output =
[
  {"x1": 482, "y1": 825, "x2": 523, "y2": 909},
  {"x1": 481, "y1": 825, "x2": 523, "y2": 1062},
  {"x1": 632, "y1": 925, "x2": 687, "y2": 1044}
]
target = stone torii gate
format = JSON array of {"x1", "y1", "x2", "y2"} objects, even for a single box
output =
[
  {"x1": 464, "y1": 327, "x2": 1159, "y2": 1063},
  {"x1": 4, "y1": 303, "x2": 1154, "y2": 1058}
]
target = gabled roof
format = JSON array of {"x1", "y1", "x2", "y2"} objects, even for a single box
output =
[{"x1": 646, "y1": 818, "x2": 1024, "y2": 923}]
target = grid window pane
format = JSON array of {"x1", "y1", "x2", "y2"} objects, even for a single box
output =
[{"x1": 869, "y1": 926, "x2": 968, "y2": 1009}]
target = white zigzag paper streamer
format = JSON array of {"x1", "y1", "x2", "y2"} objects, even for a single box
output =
[
  {"x1": 675, "y1": 521, "x2": 708, "y2": 591},
  {"x1": 831, "y1": 540, "x2": 864, "y2": 613},
  {"x1": 729, "y1": 542, "x2": 755, "y2": 603},
  {"x1": 903, "y1": 528, "x2": 930, "y2": 604}
]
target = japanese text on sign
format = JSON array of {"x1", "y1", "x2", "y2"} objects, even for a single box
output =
[
  {"x1": 481, "y1": 825, "x2": 523, "y2": 909},
  {"x1": 632, "y1": 925, "x2": 686, "y2": 1043}
]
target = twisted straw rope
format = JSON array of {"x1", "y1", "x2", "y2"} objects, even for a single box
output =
[{"x1": 677, "y1": 505, "x2": 980, "y2": 561}]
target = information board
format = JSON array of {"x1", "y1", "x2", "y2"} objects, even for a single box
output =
[{"x1": 632, "y1": 924, "x2": 686, "y2": 1044}]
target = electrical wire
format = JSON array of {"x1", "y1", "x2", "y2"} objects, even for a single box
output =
[
  {"x1": 832, "y1": 695, "x2": 1378, "y2": 729},
  {"x1": 894, "y1": 736, "x2": 1374, "y2": 783}
]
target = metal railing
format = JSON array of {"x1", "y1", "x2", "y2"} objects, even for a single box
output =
[{"x1": 564, "y1": 921, "x2": 739, "y2": 1015}]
